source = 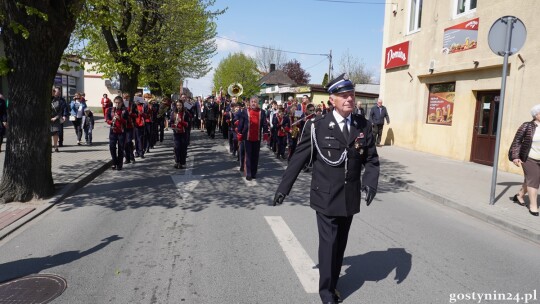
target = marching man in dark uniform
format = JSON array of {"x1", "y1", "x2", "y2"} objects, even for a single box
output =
[
  {"x1": 203, "y1": 95, "x2": 220, "y2": 139},
  {"x1": 273, "y1": 74, "x2": 380, "y2": 304}
]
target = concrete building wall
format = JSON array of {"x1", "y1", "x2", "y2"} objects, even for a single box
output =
[{"x1": 381, "y1": 0, "x2": 540, "y2": 173}]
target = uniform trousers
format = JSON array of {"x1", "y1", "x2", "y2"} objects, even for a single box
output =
[
  {"x1": 373, "y1": 123, "x2": 384, "y2": 145},
  {"x1": 173, "y1": 132, "x2": 188, "y2": 165},
  {"x1": 157, "y1": 118, "x2": 165, "y2": 142},
  {"x1": 135, "y1": 126, "x2": 146, "y2": 156},
  {"x1": 144, "y1": 123, "x2": 152, "y2": 150},
  {"x1": 124, "y1": 128, "x2": 135, "y2": 161},
  {"x1": 244, "y1": 140, "x2": 261, "y2": 178},
  {"x1": 288, "y1": 135, "x2": 298, "y2": 160},
  {"x1": 228, "y1": 129, "x2": 235, "y2": 153},
  {"x1": 316, "y1": 212, "x2": 353, "y2": 303},
  {"x1": 276, "y1": 135, "x2": 287, "y2": 158},
  {"x1": 206, "y1": 119, "x2": 216, "y2": 138},
  {"x1": 109, "y1": 132, "x2": 125, "y2": 169},
  {"x1": 238, "y1": 141, "x2": 245, "y2": 171}
]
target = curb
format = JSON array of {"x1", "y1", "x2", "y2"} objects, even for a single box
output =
[
  {"x1": 0, "y1": 159, "x2": 112, "y2": 241},
  {"x1": 380, "y1": 172, "x2": 540, "y2": 245}
]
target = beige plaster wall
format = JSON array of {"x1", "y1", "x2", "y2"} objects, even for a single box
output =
[{"x1": 381, "y1": 0, "x2": 540, "y2": 173}]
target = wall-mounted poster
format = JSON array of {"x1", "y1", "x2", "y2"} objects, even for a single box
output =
[
  {"x1": 427, "y1": 83, "x2": 455, "y2": 126},
  {"x1": 442, "y1": 18, "x2": 479, "y2": 54}
]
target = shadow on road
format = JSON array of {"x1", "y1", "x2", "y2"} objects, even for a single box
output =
[
  {"x1": 339, "y1": 248, "x2": 412, "y2": 300},
  {"x1": 0, "y1": 235, "x2": 123, "y2": 283}
]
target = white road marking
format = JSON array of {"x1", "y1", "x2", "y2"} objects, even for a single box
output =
[
  {"x1": 264, "y1": 216, "x2": 319, "y2": 293},
  {"x1": 170, "y1": 156, "x2": 200, "y2": 201}
]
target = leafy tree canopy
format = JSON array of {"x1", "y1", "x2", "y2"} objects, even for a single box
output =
[
  {"x1": 282, "y1": 59, "x2": 310, "y2": 85},
  {"x1": 212, "y1": 53, "x2": 260, "y2": 98}
]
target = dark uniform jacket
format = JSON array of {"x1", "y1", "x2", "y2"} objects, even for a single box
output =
[
  {"x1": 204, "y1": 101, "x2": 220, "y2": 121},
  {"x1": 277, "y1": 113, "x2": 380, "y2": 217}
]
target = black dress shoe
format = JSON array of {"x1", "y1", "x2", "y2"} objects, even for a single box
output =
[
  {"x1": 246, "y1": 176, "x2": 252, "y2": 181},
  {"x1": 512, "y1": 194, "x2": 526, "y2": 206},
  {"x1": 529, "y1": 209, "x2": 539, "y2": 216}
]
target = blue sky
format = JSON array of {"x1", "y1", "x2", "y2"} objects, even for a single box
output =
[{"x1": 186, "y1": 0, "x2": 387, "y2": 97}]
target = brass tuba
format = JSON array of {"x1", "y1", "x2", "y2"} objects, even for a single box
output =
[{"x1": 227, "y1": 83, "x2": 243, "y2": 97}]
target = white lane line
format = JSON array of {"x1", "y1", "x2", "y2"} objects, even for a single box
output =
[
  {"x1": 264, "y1": 216, "x2": 319, "y2": 293},
  {"x1": 170, "y1": 156, "x2": 200, "y2": 201}
]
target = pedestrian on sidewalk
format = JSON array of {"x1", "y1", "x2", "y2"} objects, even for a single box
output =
[
  {"x1": 509, "y1": 104, "x2": 540, "y2": 216},
  {"x1": 51, "y1": 88, "x2": 67, "y2": 152},
  {"x1": 273, "y1": 74, "x2": 379, "y2": 304},
  {"x1": 51, "y1": 88, "x2": 68, "y2": 147},
  {"x1": 70, "y1": 93, "x2": 86, "y2": 145},
  {"x1": 369, "y1": 99, "x2": 390, "y2": 147}
]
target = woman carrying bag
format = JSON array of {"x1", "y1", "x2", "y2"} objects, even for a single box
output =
[{"x1": 509, "y1": 104, "x2": 540, "y2": 216}]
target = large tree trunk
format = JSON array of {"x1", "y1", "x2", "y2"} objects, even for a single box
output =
[
  {"x1": 0, "y1": 0, "x2": 83, "y2": 203},
  {"x1": 119, "y1": 64, "x2": 140, "y2": 99}
]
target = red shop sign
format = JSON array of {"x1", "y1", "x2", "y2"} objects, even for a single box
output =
[{"x1": 385, "y1": 41, "x2": 410, "y2": 69}]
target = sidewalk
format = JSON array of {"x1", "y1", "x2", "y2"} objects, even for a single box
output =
[
  {"x1": 377, "y1": 145, "x2": 540, "y2": 244},
  {"x1": 0, "y1": 117, "x2": 112, "y2": 240}
]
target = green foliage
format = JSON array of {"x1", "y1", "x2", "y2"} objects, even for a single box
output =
[
  {"x1": 213, "y1": 53, "x2": 260, "y2": 98},
  {"x1": 69, "y1": 0, "x2": 224, "y2": 95},
  {"x1": 0, "y1": 57, "x2": 10, "y2": 76},
  {"x1": 322, "y1": 73, "x2": 329, "y2": 86}
]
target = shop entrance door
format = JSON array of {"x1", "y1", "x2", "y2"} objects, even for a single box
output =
[{"x1": 471, "y1": 91, "x2": 500, "y2": 166}]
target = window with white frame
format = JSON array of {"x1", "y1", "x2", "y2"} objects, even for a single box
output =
[
  {"x1": 454, "y1": 0, "x2": 477, "y2": 17},
  {"x1": 408, "y1": 0, "x2": 423, "y2": 33}
]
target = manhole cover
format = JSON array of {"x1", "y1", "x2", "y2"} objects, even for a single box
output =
[{"x1": 0, "y1": 274, "x2": 67, "y2": 303}]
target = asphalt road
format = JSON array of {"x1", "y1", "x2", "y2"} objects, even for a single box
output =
[{"x1": 1, "y1": 130, "x2": 540, "y2": 304}]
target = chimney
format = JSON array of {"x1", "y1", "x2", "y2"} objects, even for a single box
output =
[{"x1": 270, "y1": 64, "x2": 276, "y2": 72}]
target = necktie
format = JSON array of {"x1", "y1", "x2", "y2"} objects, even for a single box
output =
[{"x1": 343, "y1": 118, "x2": 349, "y2": 141}]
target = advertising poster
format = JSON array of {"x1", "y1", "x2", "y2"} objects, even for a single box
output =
[
  {"x1": 442, "y1": 18, "x2": 479, "y2": 54},
  {"x1": 427, "y1": 91, "x2": 455, "y2": 126}
]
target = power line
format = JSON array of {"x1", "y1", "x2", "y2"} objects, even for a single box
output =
[{"x1": 215, "y1": 36, "x2": 328, "y2": 57}]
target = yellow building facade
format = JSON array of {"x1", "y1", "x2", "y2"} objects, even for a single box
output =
[{"x1": 380, "y1": 0, "x2": 540, "y2": 173}]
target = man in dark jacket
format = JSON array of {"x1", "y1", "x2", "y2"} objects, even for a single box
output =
[
  {"x1": 203, "y1": 96, "x2": 220, "y2": 139},
  {"x1": 369, "y1": 99, "x2": 390, "y2": 147},
  {"x1": 273, "y1": 74, "x2": 380, "y2": 304}
]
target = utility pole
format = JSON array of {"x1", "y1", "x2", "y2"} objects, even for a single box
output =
[{"x1": 328, "y1": 50, "x2": 333, "y2": 80}]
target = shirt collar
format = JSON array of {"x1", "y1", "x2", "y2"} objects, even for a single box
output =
[{"x1": 332, "y1": 110, "x2": 351, "y2": 123}]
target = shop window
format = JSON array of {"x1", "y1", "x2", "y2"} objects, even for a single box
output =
[
  {"x1": 408, "y1": 0, "x2": 423, "y2": 33},
  {"x1": 426, "y1": 83, "x2": 455, "y2": 126},
  {"x1": 454, "y1": 0, "x2": 477, "y2": 18}
]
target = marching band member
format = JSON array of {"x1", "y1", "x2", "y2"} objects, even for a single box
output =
[
  {"x1": 225, "y1": 97, "x2": 238, "y2": 155},
  {"x1": 135, "y1": 97, "x2": 147, "y2": 159},
  {"x1": 235, "y1": 102, "x2": 245, "y2": 169},
  {"x1": 273, "y1": 106, "x2": 289, "y2": 160},
  {"x1": 123, "y1": 93, "x2": 138, "y2": 163},
  {"x1": 156, "y1": 97, "x2": 172, "y2": 143},
  {"x1": 170, "y1": 100, "x2": 190, "y2": 169},
  {"x1": 106, "y1": 96, "x2": 128, "y2": 170},
  {"x1": 237, "y1": 96, "x2": 268, "y2": 180},
  {"x1": 287, "y1": 107, "x2": 300, "y2": 161}
]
